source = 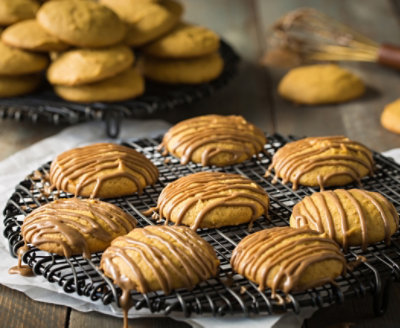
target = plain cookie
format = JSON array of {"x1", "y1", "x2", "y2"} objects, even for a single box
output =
[
  {"x1": 47, "y1": 45, "x2": 134, "y2": 86},
  {"x1": 0, "y1": 74, "x2": 40, "y2": 98},
  {"x1": 0, "y1": 0, "x2": 39, "y2": 26},
  {"x1": 381, "y1": 98, "x2": 400, "y2": 134},
  {"x1": 141, "y1": 52, "x2": 223, "y2": 84},
  {"x1": 37, "y1": 0, "x2": 126, "y2": 48},
  {"x1": 278, "y1": 64, "x2": 365, "y2": 105},
  {"x1": 142, "y1": 22, "x2": 220, "y2": 58},
  {"x1": 2, "y1": 19, "x2": 69, "y2": 52}
]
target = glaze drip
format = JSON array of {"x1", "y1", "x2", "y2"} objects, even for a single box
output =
[
  {"x1": 21, "y1": 198, "x2": 137, "y2": 258},
  {"x1": 143, "y1": 172, "x2": 270, "y2": 230},
  {"x1": 158, "y1": 115, "x2": 266, "y2": 166},
  {"x1": 231, "y1": 227, "x2": 346, "y2": 296},
  {"x1": 266, "y1": 136, "x2": 374, "y2": 190},
  {"x1": 8, "y1": 245, "x2": 33, "y2": 277},
  {"x1": 100, "y1": 226, "x2": 219, "y2": 327},
  {"x1": 292, "y1": 189, "x2": 399, "y2": 250},
  {"x1": 49, "y1": 143, "x2": 159, "y2": 198}
]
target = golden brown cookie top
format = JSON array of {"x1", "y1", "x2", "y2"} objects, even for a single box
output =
[
  {"x1": 0, "y1": 0, "x2": 39, "y2": 26},
  {"x1": 0, "y1": 41, "x2": 49, "y2": 75},
  {"x1": 147, "y1": 172, "x2": 269, "y2": 230},
  {"x1": 2, "y1": 19, "x2": 69, "y2": 52},
  {"x1": 267, "y1": 136, "x2": 374, "y2": 190},
  {"x1": 231, "y1": 226, "x2": 346, "y2": 295},
  {"x1": 100, "y1": 225, "x2": 220, "y2": 295},
  {"x1": 381, "y1": 98, "x2": 400, "y2": 135},
  {"x1": 21, "y1": 198, "x2": 137, "y2": 258},
  {"x1": 278, "y1": 64, "x2": 365, "y2": 105},
  {"x1": 37, "y1": 0, "x2": 126, "y2": 48},
  {"x1": 47, "y1": 45, "x2": 135, "y2": 86},
  {"x1": 142, "y1": 22, "x2": 220, "y2": 58},
  {"x1": 291, "y1": 189, "x2": 399, "y2": 250},
  {"x1": 49, "y1": 143, "x2": 158, "y2": 198},
  {"x1": 160, "y1": 114, "x2": 266, "y2": 166}
]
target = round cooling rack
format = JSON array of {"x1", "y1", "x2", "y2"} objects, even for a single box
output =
[
  {"x1": 0, "y1": 40, "x2": 240, "y2": 138},
  {"x1": 3, "y1": 134, "x2": 400, "y2": 318}
]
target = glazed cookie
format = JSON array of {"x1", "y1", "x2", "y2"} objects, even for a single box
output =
[
  {"x1": 21, "y1": 198, "x2": 137, "y2": 258},
  {"x1": 47, "y1": 46, "x2": 134, "y2": 86},
  {"x1": 2, "y1": 19, "x2": 69, "y2": 52},
  {"x1": 54, "y1": 67, "x2": 145, "y2": 102},
  {"x1": 291, "y1": 189, "x2": 399, "y2": 250},
  {"x1": 266, "y1": 136, "x2": 374, "y2": 190},
  {"x1": 381, "y1": 98, "x2": 400, "y2": 134},
  {"x1": 37, "y1": 0, "x2": 126, "y2": 48},
  {"x1": 101, "y1": 225, "x2": 220, "y2": 295},
  {"x1": 278, "y1": 64, "x2": 365, "y2": 105},
  {"x1": 0, "y1": 0, "x2": 39, "y2": 26},
  {"x1": 0, "y1": 74, "x2": 40, "y2": 98},
  {"x1": 231, "y1": 226, "x2": 346, "y2": 295},
  {"x1": 49, "y1": 142, "x2": 158, "y2": 198},
  {"x1": 159, "y1": 114, "x2": 266, "y2": 166},
  {"x1": 101, "y1": 0, "x2": 182, "y2": 47},
  {"x1": 145, "y1": 172, "x2": 269, "y2": 230},
  {"x1": 142, "y1": 23, "x2": 220, "y2": 58},
  {"x1": 140, "y1": 52, "x2": 223, "y2": 84},
  {"x1": 0, "y1": 41, "x2": 49, "y2": 75}
]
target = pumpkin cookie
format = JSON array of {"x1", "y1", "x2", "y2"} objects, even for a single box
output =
[
  {"x1": 101, "y1": 0, "x2": 182, "y2": 47},
  {"x1": 37, "y1": 0, "x2": 126, "y2": 48},
  {"x1": 231, "y1": 226, "x2": 346, "y2": 295},
  {"x1": 101, "y1": 225, "x2": 219, "y2": 294},
  {"x1": 159, "y1": 114, "x2": 266, "y2": 166},
  {"x1": 49, "y1": 142, "x2": 158, "y2": 198},
  {"x1": 2, "y1": 19, "x2": 69, "y2": 52},
  {"x1": 266, "y1": 136, "x2": 374, "y2": 190},
  {"x1": 142, "y1": 23, "x2": 220, "y2": 58},
  {"x1": 291, "y1": 189, "x2": 399, "y2": 250},
  {"x1": 145, "y1": 172, "x2": 269, "y2": 230},
  {"x1": 47, "y1": 46, "x2": 134, "y2": 86},
  {"x1": 54, "y1": 68, "x2": 145, "y2": 102},
  {"x1": 140, "y1": 52, "x2": 224, "y2": 84},
  {"x1": 381, "y1": 98, "x2": 400, "y2": 135},
  {"x1": 0, "y1": 0, "x2": 39, "y2": 26},
  {"x1": 21, "y1": 198, "x2": 137, "y2": 258},
  {"x1": 278, "y1": 64, "x2": 365, "y2": 105},
  {"x1": 0, "y1": 41, "x2": 48, "y2": 75},
  {"x1": 0, "y1": 74, "x2": 40, "y2": 98}
]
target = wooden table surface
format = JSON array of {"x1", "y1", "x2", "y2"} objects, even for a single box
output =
[{"x1": 1, "y1": 1, "x2": 400, "y2": 327}]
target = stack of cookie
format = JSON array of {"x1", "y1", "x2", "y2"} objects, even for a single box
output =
[
  {"x1": 0, "y1": 0, "x2": 225, "y2": 101},
  {"x1": 0, "y1": 0, "x2": 48, "y2": 98}
]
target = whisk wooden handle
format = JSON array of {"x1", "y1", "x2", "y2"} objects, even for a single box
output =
[{"x1": 377, "y1": 44, "x2": 400, "y2": 70}]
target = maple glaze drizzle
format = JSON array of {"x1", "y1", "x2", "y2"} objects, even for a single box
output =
[
  {"x1": 21, "y1": 198, "x2": 137, "y2": 258},
  {"x1": 8, "y1": 245, "x2": 33, "y2": 277},
  {"x1": 266, "y1": 136, "x2": 374, "y2": 190},
  {"x1": 158, "y1": 115, "x2": 266, "y2": 166},
  {"x1": 292, "y1": 189, "x2": 399, "y2": 251},
  {"x1": 49, "y1": 143, "x2": 159, "y2": 198},
  {"x1": 231, "y1": 227, "x2": 346, "y2": 296},
  {"x1": 143, "y1": 172, "x2": 270, "y2": 230},
  {"x1": 100, "y1": 226, "x2": 219, "y2": 328}
]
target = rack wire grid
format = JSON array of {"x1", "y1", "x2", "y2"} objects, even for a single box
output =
[
  {"x1": 0, "y1": 41, "x2": 239, "y2": 138},
  {"x1": 3, "y1": 134, "x2": 400, "y2": 318}
]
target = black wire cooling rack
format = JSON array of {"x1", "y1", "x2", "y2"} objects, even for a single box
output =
[
  {"x1": 0, "y1": 40, "x2": 239, "y2": 138},
  {"x1": 3, "y1": 134, "x2": 400, "y2": 318}
]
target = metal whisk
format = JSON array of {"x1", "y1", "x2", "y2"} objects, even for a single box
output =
[{"x1": 263, "y1": 8, "x2": 400, "y2": 69}]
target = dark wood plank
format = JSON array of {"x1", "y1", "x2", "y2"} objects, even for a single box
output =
[
  {"x1": 257, "y1": 0, "x2": 400, "y2": 152},
  {"x1": 69, "y1": 311, "x2": 189, "y2": 328},
  {"x1": 0, "y1": 284, "x2": 68, "y2": 328}
]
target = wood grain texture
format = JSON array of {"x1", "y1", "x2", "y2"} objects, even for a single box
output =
[
  {"x1": 0, "y1": 284, "x2": 68, "y2": 328},
  {"x1": 257, "y1": 0, "x2": 400, "y2": 151},
  {"x1": 69, "y1": 311, "x2": 189, "y2": 328}
]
